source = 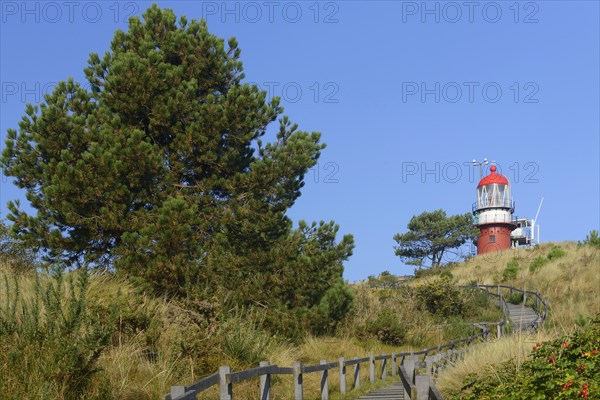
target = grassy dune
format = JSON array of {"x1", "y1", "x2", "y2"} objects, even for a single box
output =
[
  {"x1": 0, "y1": 263, "x2": 426, "y2": 399},
  {"x1": 440, "y1": 242, "x2": 600, "y2": 328},
  {"x1": 2, "y1": 241, "x2": 594, "y2": 399},
  {"x1": 434, "y1": 241, "x2": 599, "y2": 396}
]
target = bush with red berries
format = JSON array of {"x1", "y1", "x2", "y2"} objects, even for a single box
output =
[{"x1": 452, "y1": 316, "x2": 600, "y2": 399}]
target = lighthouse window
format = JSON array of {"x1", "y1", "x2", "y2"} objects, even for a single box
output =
[{"x1": 489, "y1": 235, "x2": 496, "y2": 243}]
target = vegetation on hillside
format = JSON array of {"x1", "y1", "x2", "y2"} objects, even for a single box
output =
[
  {"x1": 0, "y1": 220, "x2": 37, "y2": 273},
  {"x1": 2, "y1": 226, "x2": 596, "y2": 399},
  {"x1": 0, "y1": 256, "x2": 501, "y2": 399},
  {"x1": 0, "y1": 4, "x2": 354, "y2": 339},
  {"x1": 0, "y1": 5, "x2": 596, "y2": 399},
  {"x1": 435, "y1": 237, "x2": 600, "y2": 399},
  {"x1": 0, "y1": 4, "x2": 507, "y2": 399},
  {"x1": 449, "y1": 317, "x2": 600, "y2": 399},
  {"x1": 365, "y1": 270, "x2": 410, "y2": 288},
  {"x1": 421, "y1": 240, "x2": 600, "y2": 329}
]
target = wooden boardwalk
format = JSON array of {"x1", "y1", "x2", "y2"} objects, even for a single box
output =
[
  {"x1": 506, "y1": 303, "x2": 539, "y2": 331},
  {"x1": 166, "y1": 284, "x2": 547, "y2": 400},
  {"x1": 358, "y1": 382, "x2": 405, "y2": 399},
  {"x1": 358, "y1": 303, "x2": 542, "y2": 399}
]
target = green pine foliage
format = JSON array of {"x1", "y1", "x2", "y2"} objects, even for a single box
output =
[
  {"x1": 0, "y1": 5, "x2": 354, "y2": 335},
  {"x1": 393, "y1": 209, "x2": 478, "y2": 268},
  {"x1": 579, "y1": 230, "x2": 600, "y2": 249}
]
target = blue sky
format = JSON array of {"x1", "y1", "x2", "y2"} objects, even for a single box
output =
[{"x1": 1, "y1": 1, "x2": 598, "y2": 280}]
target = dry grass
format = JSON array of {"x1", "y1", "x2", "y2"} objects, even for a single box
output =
[
  {"x1": 194, "y1": 336, "x2": 411, "y2": 399},
  {"x1": 3, "y1": 242, "x2": 594, "y2": 399},
  {"x1": 417, "y1": 242, "x2": 600, "y2": 329},
  {"x1": 92, "y1": 340, "x2": 179, "y2": 400},
  {"x1": 0, "y1": 262, "x2": 413, "y2": 400},
  {"x1": 433, "y1": 242, "x2": 599, "y2": 396},
  {"x1": 435, "y1": 330, "x2": 554, "y2": 394}
]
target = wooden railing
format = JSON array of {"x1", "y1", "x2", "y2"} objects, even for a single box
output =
[
  {"x1": 165, "y1": 284, "x2": 548, "y2": 400},
  {"x1": 164, "y1": 328, "x2": 489, "y2": 400},
  {"x1": 469, "y1": 284, "x2": 549, "y2": 330}
]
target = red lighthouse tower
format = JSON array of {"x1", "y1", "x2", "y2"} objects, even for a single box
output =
[{"x1": 473, "y1": 165, "x2": 516, "y2": 254}]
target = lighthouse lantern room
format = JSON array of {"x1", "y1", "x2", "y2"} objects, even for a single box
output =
[{"x1": 472, "y1": 165, "x2": 516, "y2": 254}]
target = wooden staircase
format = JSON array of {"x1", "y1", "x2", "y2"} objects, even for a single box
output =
[
  {"x1": 358, "y1": 382, "x2": 405, "y2": 399},
  {"x1": 359, "y1": 285, "x2": 548, "y2": 399},
  {"x1": 507, "y1": 303, "x2": 541, "y2": 332}
]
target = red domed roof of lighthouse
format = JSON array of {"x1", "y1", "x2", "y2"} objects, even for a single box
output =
[{"x1": 477, "y1": 165, "x2": 509, "y2": 188}]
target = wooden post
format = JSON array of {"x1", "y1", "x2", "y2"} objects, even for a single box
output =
[
  {"x1": 293, "y1": 362, "x2": 303, "y2": 400},
  {"x1": 433, "y1": 354, "x2": 441, "y2": 377},
  {"x1": 497, "y1": 284, "x2": 501, "y2": 307},
  {"x1": 219, "y1": 366, "x2": 232, "y2": 400},
  {"x1": 170, "y1": 386, "x2": 186, "y2": 399},
  {"x1": 319, "y1": 360, "x2": 329, "y2": 400},
  {"x1": 414, "y1": 371, "x2": 430, "y2": 400},
  {"x1": 260, "y1": 361, "x2": 270, "y2": 400},
  {"x1": 440, "y1": 351, "x2": 448, "y2": 371},
  {"x1": 381, "y1": 353, "x2": 387, "y2": 380},
  {"x1": 391, "y1": 352, "x2": 397, "y2": 377},
  {"x1": 352, "y1": 357, "x2": 360, "y2": 389},
  {"x1": 403, "y1": 353, "x2": 416, "y2": 383},
  {"x1": 339, "y1": 358, "x2": 346, "y2": 395},
  {"x1": 497, "y1": 322, "x2": 502, "y2": 339},
  {"x1": 424, "y1": 355, "x2": 433, "y2": 376},
  {"x1": 369, "y1": 353, "x2": 375, "y2": 383}
]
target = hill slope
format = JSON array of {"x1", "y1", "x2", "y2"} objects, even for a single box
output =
[{"x1": 432, "y1": 241, "x2": 599, "y2": 397}]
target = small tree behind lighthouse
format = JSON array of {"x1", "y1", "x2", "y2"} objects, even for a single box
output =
[{"x1": 473, "y1": 165, "x2": 517, "y2": 254}]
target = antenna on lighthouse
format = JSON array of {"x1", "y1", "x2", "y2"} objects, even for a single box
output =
[
  {"x1": 531, "y1": 197, "x2": 544, "y2": 245},
  {"x1": 472, "y1": 158, "x2": 489, "y2": 178}
]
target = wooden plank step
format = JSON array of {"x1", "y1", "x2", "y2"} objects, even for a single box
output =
[
  {"x1": 507, "y1": 304, "x2": 541, "y2": 331},
  {"x1": 358, "y1": 382, "x2": 404, "y2": 399},
  {"x1": 511, "y1": 314, "x2": 538, "y2": 318}
]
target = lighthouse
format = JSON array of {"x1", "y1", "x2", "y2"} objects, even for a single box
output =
[{"x1": 472, "y1": 165, "x2": 516, "y2": 254}]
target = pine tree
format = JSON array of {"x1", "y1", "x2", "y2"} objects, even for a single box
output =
[
  {"x1": 1, "y1": 5, "x2": 354, "y2": 331},
  {"x1": 393, "y1": 209, "x2": 477, "y2": 269}
]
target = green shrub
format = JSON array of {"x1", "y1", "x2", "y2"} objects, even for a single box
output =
[
  {"x1": 364, "y1": 310, "x2": 406, "y2": 346},
  {"x1": 453, "y1": 316, "x2": 600, "y2": 400},
  {"x1": 462, "y1": 289, "x2": 501, "y2": 321},
  {"x1": 443, "y1": 316, "x2": 473, "y2": 340},
  {"x1": 414, "y1": 265, "x2": 454, "y2": 280},
  {"x1": 502, "y1": 259, "x2": 520, "y2": 281},
  {"x1": 367, "y1": 271, "x2": 405, "y2": 288},
  {"x1": 440, "y1": 269, "x2": 454, "y2": 279},
  {"x1": 0, "y1": 267, "x2": 114, "y2": 399},
  {"x1": 578, "y1": 230, "x2": 600, "y2": 249},
  {"x1": 221, "y1": 314, "x2": 276, "y2": 367},
  {"x1": 507, "y1": 291, "x2": 524, "y2": 305},
  {"x1": 547, "y1": 246, "x2": 566, "y2": 260},
  {"x1": 415, "y1": 278, "x2": 466, "y2": 318},
  {"x1": 529, "y1": 256, "x2": 548, "y2": 273}
]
